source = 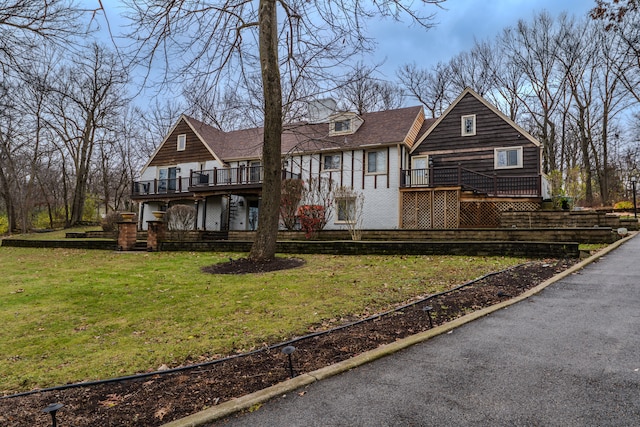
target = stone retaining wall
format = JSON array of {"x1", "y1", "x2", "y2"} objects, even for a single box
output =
[
  {"x1": 500, "y1": 210, "x2": 638, "y2": 230},
  {"x1": 229, "y1": 228, "x2": 618, "y2": 244},
  {"x1": 160, "y1": 240, "x2": 580, "y2": 258}
]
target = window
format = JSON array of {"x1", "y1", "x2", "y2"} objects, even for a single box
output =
[
  {"x1": 494, "y1": 147, "x2": 523, "y2": 169},
  {"x1": 249, "y1": 161, "x2": 262, "y2": 182},
  {"x1": 461, "y1": 115, "x2": 476, "y2": 136},
  {"x1": 158, "y1": 167, "x2": 177, "y2": 192},
  {"x1": 323, "y1": 154, "x2": 341, "y2": 171},
  {"x1": 334, "y1": 120, "x2": 350, "y2": 133},
  {"x1": 177, "y1": 134, "x2": 186, "y2": 151},
  {"x1": 336, "y1": 198, "x2": 356, "y2": 222},
  {"x1": 366, "y1": 150, "x2": 387, "y2": 174}
]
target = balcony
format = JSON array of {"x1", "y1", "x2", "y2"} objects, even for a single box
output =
[
  {"x1": 400, "y1": 165, "x2": 542, "y2": 197},
  {"x1": 131, "y1": 166, "x2": 301, "y2": 198}
]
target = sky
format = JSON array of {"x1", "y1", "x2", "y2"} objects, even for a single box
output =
[
  {"x1": 91, "y1": 0, "x2": 598, "y2": 101},
  {"x1": 370, "y1": 0, "x2": 597, "y2": 79}
]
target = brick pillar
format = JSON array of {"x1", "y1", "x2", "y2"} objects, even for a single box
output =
[
  {"x1": 147, "y1": 220, "x2": 166, "y2": 251},
  {"x1": 117, "y1": 221, "x2": 137, "y2": 251}
]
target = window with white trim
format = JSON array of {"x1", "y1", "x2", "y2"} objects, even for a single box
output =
[
  {"x1": 336, "y1": 197, "x2": 356, "y2": 223},
  {"x1": 494, "y1": 147, "x2": 523, "y2": 169},
  {"x1": 461, "y1": 115, "x2": 476, "y2": 136},
  {"x1": 177, "y1": 134, "x2": 186, "y2": 151},
  {"x1": 366, "y1": 150, "x2": 386, "y2": 174},
  {"x1": 334, "y1": 119, "x2": 351, "y2": 133},
  {"x1": 322, "y1": 154, "x2": 341, "y2": 171}
]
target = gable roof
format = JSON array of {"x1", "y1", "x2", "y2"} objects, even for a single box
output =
[
  {"x1": 180, "y1": 105, "x2": 425, "y2": 162},
  {"x1": 140, "y1": 114, "x2": 225, "y2": 172},
  {"x1": 411, "y1": 87, "x2": 540, "y2": 154}
]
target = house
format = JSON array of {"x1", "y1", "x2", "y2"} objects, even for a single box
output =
[{"x1": 131, "y1": 88, "x2": 549, "y2": 231}]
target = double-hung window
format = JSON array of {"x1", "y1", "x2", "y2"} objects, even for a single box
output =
[
  {"x1": 366, "y1": 150, "x2": 386, "y2": 174},
  {"x1": 323, "y1": 154, "x2": 341, "y2": 171},
  {"x1": 494, "y1": 147, "x2": 523, "y2": 169},
  {"x1": 336, "y1": 197, "x2": 356, "y2": 223},
  {"x1": 177, "y1": 134, "x2": 186, "y2": 151},
  {"x1": 461, "y1": 115, "x2": 476, "y2": 136}
]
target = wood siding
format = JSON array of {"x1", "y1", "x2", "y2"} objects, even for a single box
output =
[
  {"x1": 149, "y1": 119, "x2": 216, "y2": 167},
  {"x1": 413, "y1": 93, "x2": 540, "y2": 177}
]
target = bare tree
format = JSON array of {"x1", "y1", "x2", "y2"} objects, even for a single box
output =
[
  {"x1": 397, "y1": 61, "x2": 451, "y2": 118},
  {"x1": 0, "y1": 0, "x2": 86, "y2": 72},
  {"x1": 46, "y1": 43, "x2": 129, "y2": 226},
  {"x1": 123, "y1": 0, "x2": 444, "y2": 261},
  {"x1": 498, "y1": 12, "x2": 569, "y2": 173},
  {"x1": 338, "y1": 62, "x2": 404, "y2": 114}
]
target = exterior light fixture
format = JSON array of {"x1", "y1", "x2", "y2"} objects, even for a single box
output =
[
  {"x1": 422, "y1": 305, "x2": 434, "y2": 329},
  {"x1": 281, "y1": 345, "x2": 297, "y2": 378},
  {"x1": 42, "y1": 403, "x2": 63, "y2": 427}
]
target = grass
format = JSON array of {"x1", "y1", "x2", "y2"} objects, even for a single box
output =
[
  {"x1": 0, "y1": 246, "x2": 529, "y2": 394},
  {"x1": 2, "y1": 226, "x2": 103, "y2": 241}
]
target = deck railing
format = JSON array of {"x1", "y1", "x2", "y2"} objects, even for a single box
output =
[
  {"x1": 132, "y1": 166, "x2": 301, "y2": 197},
  {"x1": 400, "y1": 165, "x2": 541, "y2": 197}
]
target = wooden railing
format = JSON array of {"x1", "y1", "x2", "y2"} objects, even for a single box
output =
[
  {"x1": 132, "y1": 166, "x2": 301, "y2": 197},
  {"x1": 400, "y1": 165, "x2": 541, "y2": 197}
]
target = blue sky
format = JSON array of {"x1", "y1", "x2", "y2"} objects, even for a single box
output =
[
  {"x1": 89, "y1": 0, "x2": 597, "y2": 97},
  {"x1": 371, "y1": 0, "x2": 597, "y2": 78}
]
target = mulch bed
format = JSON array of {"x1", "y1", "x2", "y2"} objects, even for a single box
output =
[{"x1": 0, "y1": 258, "x2": 578, "y2": 427}]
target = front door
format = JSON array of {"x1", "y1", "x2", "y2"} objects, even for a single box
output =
[
  {"x1": 158, "y1": 167, "x2": 178, "y2": 193},
  {"x1": 411, "y1": 156, "x2": 429, "y2": 186},
  {"x1": 168, "y1": 167, "x2": 177, "y2": 191},
  {"x1": 248, "y1": 199, "x2": 260, "y2": 230}
]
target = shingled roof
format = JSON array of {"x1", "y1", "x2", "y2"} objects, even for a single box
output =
[{"x1": 183, "y1": 105, "x2": 426, "y2": 162}]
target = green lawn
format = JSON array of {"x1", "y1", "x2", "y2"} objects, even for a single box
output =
[{"x1": 0, "y1": 246, "x2": 527, "y2": 394}]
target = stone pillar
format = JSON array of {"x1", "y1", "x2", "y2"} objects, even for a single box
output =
[
  {"x1": 147, "y1": 220, "x2": 166, "y2": 251},
  {"x1": 117, "y1": 221, "x2": 137, "y2": 251}
]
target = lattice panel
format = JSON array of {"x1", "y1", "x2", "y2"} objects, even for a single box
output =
[
  {"x1": 460, "y1": 202, "x2": 500, "y2": 228},
  {"x1": 495, "y1": 201, "x2": 541, "y2": 212},
  {"x1": 444, "y1": 190, "x2": 460, "y2": 228},
  {"x1": 402, "y1": 192, "x2": 418, "y2": 229},
  {"x1": 417, "y1": 191, "x2": 432, "y2": 229},
  {"x1": 401, "y1": 190, "x2": 459, "y2": 229}
]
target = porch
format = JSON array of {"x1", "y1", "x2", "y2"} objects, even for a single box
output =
[
  {"x1": 400, "y1": 165, "x2": 543, "y2": 197},
  {"x1": 131, "y1": 166, "x2": 301, "y2": 198}
]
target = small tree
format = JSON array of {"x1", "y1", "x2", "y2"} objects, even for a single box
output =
[
  {"x1": 279, "y1": 178, "x2": 304, "y2": 230},
  {"x1": 297, "y1": 205, "x2": 327, "y2": 239},
  {"x1": 303, "y1": 177, "x2": 333, "y2": 218},
  {"x1": 166, "y1": 204, "x2": 197, "y2": 240},
  {"x1": 333, "y1": 186, "x2": 365, "y2": 240}
]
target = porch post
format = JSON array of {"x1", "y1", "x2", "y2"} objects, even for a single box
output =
[
  {"x1": 147, "y1": 219, "x2": 166, "y2": 252},
  {"x1": 117, "y1": 217, "x2": 137, "y2": 251}
]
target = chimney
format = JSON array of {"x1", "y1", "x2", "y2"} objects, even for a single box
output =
[{"x1": 307, "y1": 98, "x2": 337, "y2": 124}]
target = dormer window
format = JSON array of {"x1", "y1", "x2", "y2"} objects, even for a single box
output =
[
  {"x1": 461, "y1": 115, "x2": 476, "y2": 136},
  {"x1": 177, "y1": 134, "x2": 186, "y2": 151},
  {"x1": 334, "y1": 120, "x2": 350, "y2": 133},
  {"x1": 329, "y1": 112, "x2": 362, "y2": 136}
]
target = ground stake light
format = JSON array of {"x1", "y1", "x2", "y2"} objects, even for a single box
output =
[
  {"x1": 422, "y1": 305, "x2": 434, "y2": 329},
  {"x1": 282, "y1": 345, "x2": 297, "y2": 378},
  {"x1": 42, "y1": 403, "x2": 63, "y2": 427}
]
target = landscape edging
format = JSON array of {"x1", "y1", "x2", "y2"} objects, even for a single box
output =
[{"x1": 161, "y1": 232, "x2": 637, "y2": 427}]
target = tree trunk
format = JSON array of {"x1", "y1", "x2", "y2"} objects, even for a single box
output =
[{"x1": 249, "y1": 0, "x2": 282, "y2": 262}]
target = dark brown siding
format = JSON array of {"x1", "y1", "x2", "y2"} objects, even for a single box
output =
[
  {"x1": 414, "y1": 93, "x2": 540, "y2": 177},
  {"x1": 149, "y1": 119, "x2": 216, "y2": 166}
]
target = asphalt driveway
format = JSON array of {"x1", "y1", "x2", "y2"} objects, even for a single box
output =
[{"x1": 210, "y1": 235, "x2": 640, "y2": 426}]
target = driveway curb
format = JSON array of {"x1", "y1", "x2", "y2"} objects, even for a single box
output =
[{"x1": 162, "y1": 233, "x2": 636, "y2": 427}]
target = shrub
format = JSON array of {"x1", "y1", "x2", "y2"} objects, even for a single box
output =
[
  {"x1": 166, "y1": 205, "x2": 197, "y2": 240},
  {"x1": 297, "y1": 205, "x2": 326, "y2": 239},
  {"x1": 101, "y1": 212, "x2": 123, "y2": 232},
  {"x1": 0, "y1": 215, "x2": 8, "y2": 234},
  {"x1": 614, "y1": 200, "x2": 634, "y2": 210},
  {"x1": 280, "y1": 179, "x2": 304, "y2": 230}
]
